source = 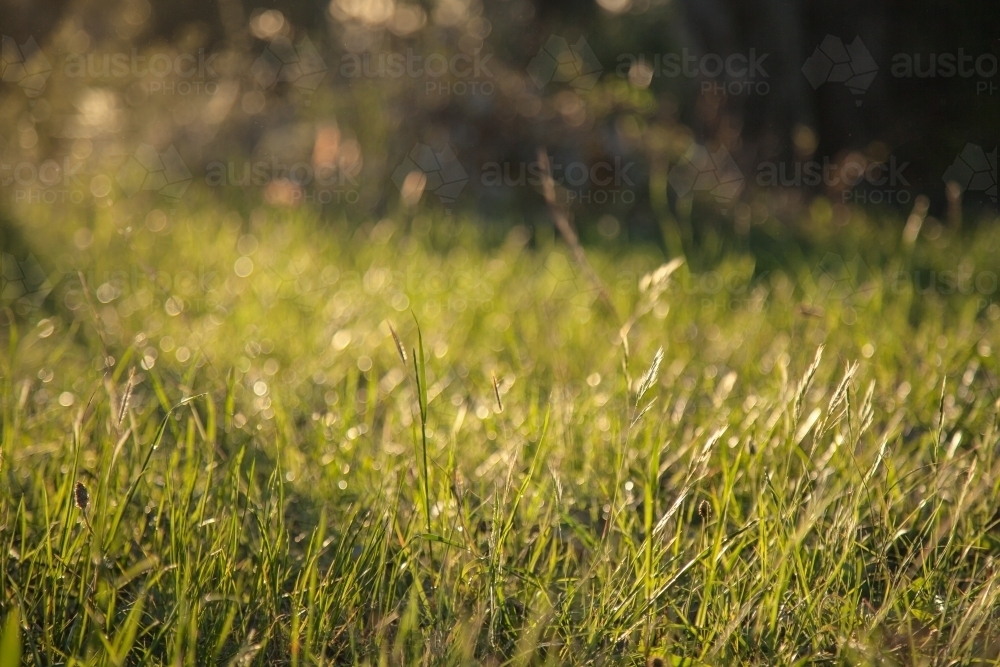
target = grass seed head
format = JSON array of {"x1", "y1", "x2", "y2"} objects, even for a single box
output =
[
  {"x1": 388, "y1": 322, "x2": 407, "y2": 364},
  {"x1": 117, "y1": 367, "x2": 136, "y2": 429},
  {"x1": 74, "y1": 481, "x2": 89, "y2": 512}
]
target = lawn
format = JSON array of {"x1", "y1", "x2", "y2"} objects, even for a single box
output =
[{"x1": 2, "y1": 202, "x2": 1000, "y2": 665}]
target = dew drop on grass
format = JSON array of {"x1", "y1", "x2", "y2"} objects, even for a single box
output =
[
  {"x1": 392, "y1": 293, "x2": 410, "y2": 311},
  {"x1": 234, "y1": 256, "x2": 254, "y2": 278},
  {"x1": 96, "y1": 283, "x2": 116, "y2": 303},
  {"x1": 37, "y1": 319, "x2": 55, "y2": 338},
  {"x1": 332, "y1": 330, "x2": 352, "y2": 350},
  {"x1": 237, "y1": 234, "x2": 259, "y2": 256},
  {"x1": 164, "y1": 297, "x2": 183, "y2": 316},
  {"x1": 145, "y1": 209, "x2": 167, "y2": 232}
]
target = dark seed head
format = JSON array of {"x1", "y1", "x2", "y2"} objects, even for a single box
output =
[
  {"x1": 74, "y1": 481, "x2": 89, "y2": 511},
  {"x1": 647, "y1": 657, "x2": 665, "y2": 667},
  {"x1": 698, "y1": 499, "x2": 712, "y2": 521}
]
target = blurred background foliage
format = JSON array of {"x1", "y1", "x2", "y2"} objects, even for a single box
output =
[{"x1": 0, "y1": 0, "x2": 997, "y2": 257}]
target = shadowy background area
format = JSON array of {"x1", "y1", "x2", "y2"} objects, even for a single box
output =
[{"x1": 1, "y1": 0, "x2": 997, "y2": 251}]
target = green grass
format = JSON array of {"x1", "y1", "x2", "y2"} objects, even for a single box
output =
[{"x1": 2, "y1": 203, "x2": 1000, "y2": 665}]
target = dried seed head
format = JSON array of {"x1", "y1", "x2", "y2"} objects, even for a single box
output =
[
  {"x1": 74, "y1": 481, "x2": 89, "y2": 512},
  {"x1": 388, "y1": 322, "x2": 407, "y2": 364},
  {"x1": 698, "y1": 499, "x2": 712, "y2": 522},
  {"x1": 117, "y1": 367, "x2": 136, "y2": 428}
]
